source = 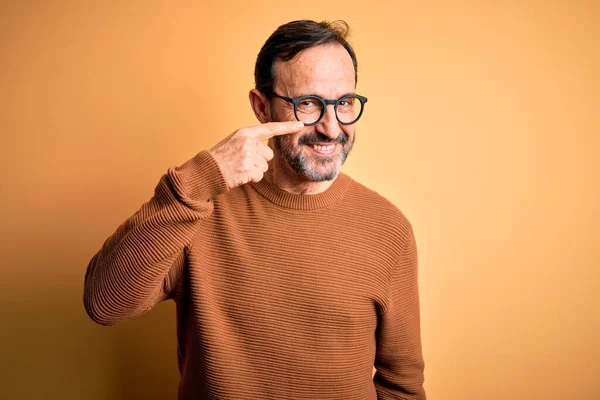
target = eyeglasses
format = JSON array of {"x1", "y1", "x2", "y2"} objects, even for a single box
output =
[{"x1": 272, "y1": 93, "x2": 368, "y2": 126}]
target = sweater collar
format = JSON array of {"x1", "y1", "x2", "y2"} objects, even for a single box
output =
[{"x1": 250, "y1": 173, "x2": 352, "y2": 210}]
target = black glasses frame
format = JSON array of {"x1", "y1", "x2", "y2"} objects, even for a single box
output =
[{"x1": 272, "y1": 93, "x2": 368, "y2": 126}]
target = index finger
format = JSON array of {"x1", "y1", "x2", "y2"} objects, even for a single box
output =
[{"x1": 246, "y1": 121, "x2": 305, "y2": 140}]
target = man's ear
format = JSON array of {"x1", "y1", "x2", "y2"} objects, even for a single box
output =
[{"x1": 249, "y1": 89, "x2": 270, "y2": 123}]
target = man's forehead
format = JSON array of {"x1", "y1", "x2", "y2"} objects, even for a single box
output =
[{"x1": 274, "y1": 44, "x2": 355, "y2": 97}]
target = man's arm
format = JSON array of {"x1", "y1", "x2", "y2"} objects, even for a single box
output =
[
  {"x1": 374, "y1": 229, "x2": 426, "y2": 399},
  {"x1": 83, "y1": 151, "x2": 229, "y2": 325},
  {"x1": 83, "y1": 121, "x2": 305, "y2": 326}
]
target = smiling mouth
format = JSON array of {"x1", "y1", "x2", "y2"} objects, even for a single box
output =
[{"x1": 305, "y1": 143, "x2": 337, "y2": 155}]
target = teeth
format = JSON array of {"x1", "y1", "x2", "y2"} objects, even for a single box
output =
[{"x1": 313, "y1": 144, "x2": 335, "y2": 152}]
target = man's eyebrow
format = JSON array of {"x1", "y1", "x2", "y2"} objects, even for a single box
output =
[{"x1": 291, "y1": 91, "x2": 357, "y2": 99}]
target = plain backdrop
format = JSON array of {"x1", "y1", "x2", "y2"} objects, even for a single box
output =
[{"x1": 1, "y1": 1, "x2": 598, "y2": 399}]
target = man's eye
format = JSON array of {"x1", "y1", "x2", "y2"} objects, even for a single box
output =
[{"x1": 296, "y1": 99, "x2": 321, "y2": 113}]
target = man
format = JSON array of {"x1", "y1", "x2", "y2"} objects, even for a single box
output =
[{"x1": 84, "y1": 20, "x2": 426, "y2": 399}]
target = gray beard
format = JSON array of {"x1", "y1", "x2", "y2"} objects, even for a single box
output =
[{"x1": 274, "y1": 134, "x2": 351, "y2": 182}]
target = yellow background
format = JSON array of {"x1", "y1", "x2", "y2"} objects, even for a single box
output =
[{"x1": 1, "y1": 1, "x2": 598, "y2": 399}]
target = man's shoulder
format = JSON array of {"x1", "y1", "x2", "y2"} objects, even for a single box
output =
[{"x1": 343, "y1": 173, "x2": 413, "y2": 234}]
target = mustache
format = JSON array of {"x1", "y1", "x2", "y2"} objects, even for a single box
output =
[{"x1": 297, "y1": 132, "x2": 348, "y2": 145}]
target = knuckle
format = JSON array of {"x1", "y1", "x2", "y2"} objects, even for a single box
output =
[
  {"x1": 258, "y1": 143, "x2": 274, "y2": 160},
  {"x1": 241, "y1": 159, "x2": 253, "y2": 171},
  {"x1": 242, "y1": 138, "x2": 255, "y2": 150},
  {"x1": 266, "y1": 148, "x2": 274, "y2": 160}
]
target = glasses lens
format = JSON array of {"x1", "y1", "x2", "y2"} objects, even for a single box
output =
[
  {"x1": 336, "y1": 96, "x2": 363, "y2": 124},
  {"x1": 295, "y1": 97, "x2": 323, "y2": 125}
]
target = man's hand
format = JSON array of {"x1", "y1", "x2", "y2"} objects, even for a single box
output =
[{"x1": 209, "y1": 121, "x2": 304, "y2": 189}]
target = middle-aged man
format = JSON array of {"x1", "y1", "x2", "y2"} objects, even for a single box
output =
[{"x1": 84, "y1": 19, "x2": 426, "y2": 399}]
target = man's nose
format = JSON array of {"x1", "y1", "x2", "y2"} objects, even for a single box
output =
[{"x1": 315, "y1": 105, "x2": 342, "y2": 140}]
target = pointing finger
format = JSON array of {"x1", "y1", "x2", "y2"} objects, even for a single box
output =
[{"x1": 245, "y1": 121, "x2": 305, "y2": 140}]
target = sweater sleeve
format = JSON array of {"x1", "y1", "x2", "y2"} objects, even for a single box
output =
[
  {"x1": 374, "y1": 228, "x2": 426, "y2": 399},
  {"x1": 83, "y1": 150, "x2": 229, "y2": 326}
]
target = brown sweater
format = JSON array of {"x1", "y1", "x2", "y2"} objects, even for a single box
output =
[{"x1": 84, "y1": 150, "x2": 426, "y2": 400}]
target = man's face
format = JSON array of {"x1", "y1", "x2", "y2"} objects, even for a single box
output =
[{"x1": 269, "y1": 44, "x2": 357, "y2": 182}]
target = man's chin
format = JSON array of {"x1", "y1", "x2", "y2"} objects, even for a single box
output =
[{"x1": 295, "y1": 159, "x2": 342, "y2": 182}]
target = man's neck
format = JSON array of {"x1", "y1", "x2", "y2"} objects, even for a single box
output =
[{"x1": 264, "y1": 153, "x2": 335, "y2": 195}]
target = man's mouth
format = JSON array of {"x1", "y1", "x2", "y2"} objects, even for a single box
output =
[{"x1": 306, "y1": 143, "x2": 336, "y2": 155}]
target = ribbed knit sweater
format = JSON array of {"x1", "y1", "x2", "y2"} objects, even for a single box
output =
[{"x1": 84, "y1": 150, "x2": 426, "y2": 400}]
